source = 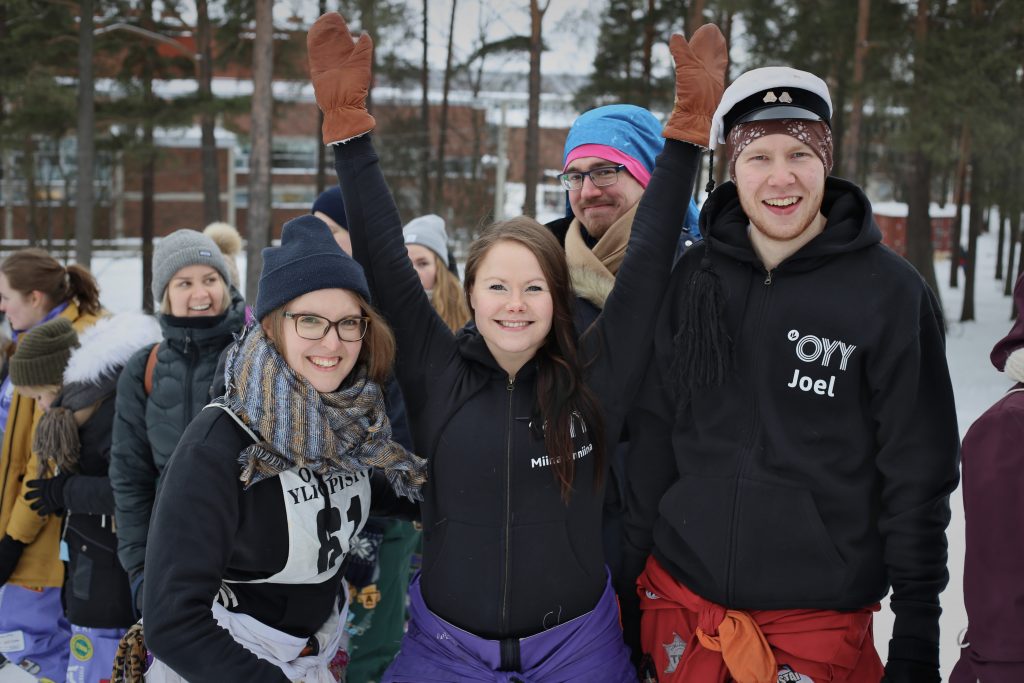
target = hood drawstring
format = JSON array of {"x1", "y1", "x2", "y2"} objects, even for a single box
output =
[
  {"x1": 705, "y1": 148, "x2": 717, "y2": 194},
  {"x1": 670, "y1": 236, "x2": 732, "y2": 412}
]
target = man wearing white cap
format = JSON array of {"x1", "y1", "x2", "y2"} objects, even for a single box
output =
[{"x1": 622, "y1": 67, "x2": 959, "y2": 683}]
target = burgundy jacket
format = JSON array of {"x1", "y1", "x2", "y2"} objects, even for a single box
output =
[{"x1": 953, "y1": 271, "x2": 1024, "y2": 682}]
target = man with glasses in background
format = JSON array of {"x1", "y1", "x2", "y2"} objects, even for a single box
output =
[
  {"x1": 544, "y1": 106, "x2": 702, "y2": 656},
  {"x1": 549, "y1": 105, "x2": 700, "y2": 330}
]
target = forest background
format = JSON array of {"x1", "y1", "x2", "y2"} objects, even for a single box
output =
[{"x1": 1, "y1": 0, "x2": 1022, "y2": 318}]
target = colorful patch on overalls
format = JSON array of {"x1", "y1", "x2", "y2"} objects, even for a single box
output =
[
  {"x1": 778, "y1": 664, "x2": 815, "y2": 682},
  {"x1": 71, "y1": 633, "x2": 94, "y2": 661},
  {"x1": 662, "y1": 632, "x2": 686, "y2": 673}
]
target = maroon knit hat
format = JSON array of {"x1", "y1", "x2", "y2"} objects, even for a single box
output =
[
  {"x1": 991, "y1": 271, "x2": 1024, "y2": 371},
  {"x1": 725, "y1": 119, "x2": 833, "y2": 181}
]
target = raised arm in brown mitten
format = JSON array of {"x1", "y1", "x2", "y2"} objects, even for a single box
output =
[
  {"x1": 307, "y1": 12, "x2": 375, "y2": 145},
  {"x1": 662, "y1": 24, "x2": 728, "y2": 147}
]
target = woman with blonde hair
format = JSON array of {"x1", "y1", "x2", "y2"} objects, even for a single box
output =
[
  {"x1": 403, "y1": 214, "x2": 469, "y2": 332},
  {"x1": 110, "y1": 229, "x2": 246, "y2": 618},
  {"x1": 0, "y1": 247, "x2": 103, "y2": 680}
]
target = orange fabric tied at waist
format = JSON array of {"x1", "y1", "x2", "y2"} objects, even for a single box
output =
[
  {"x1": 694, "y1": 606, "x2": 777, "y2": 683},
  {"x1": 637, "y1": 556, "x2": 884, "y2": 683}
]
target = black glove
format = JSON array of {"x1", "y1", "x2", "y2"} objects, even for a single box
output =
[
  {"x1": 883, "y1": 635, "x2": 942, "y2": 683},
  {"x1": 24, "y1": 472, "x2": 70, "y2": 516},
  {"x1": 0, "y1": 535, "x2": 27, "y2": 586},
  {"x1": 344, "y1": 518, "x2": 386, "y2": 589},
  {"x1": 130, "y1": 570, "x2": 145, "y2": 618},
  {"x1": 882, "y1": 659, "x2": 941, "y2": 683}
]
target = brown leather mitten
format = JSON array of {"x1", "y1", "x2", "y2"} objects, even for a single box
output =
[
  {"x1": 307, "y1": 12, "x2": 376, "y2": 144},
  {"x1": 662, "y1": 24, "x2": 728, "y2": 147}
]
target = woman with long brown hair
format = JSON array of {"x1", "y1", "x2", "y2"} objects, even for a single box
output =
[
  {"x1": 309, "y1": 12, "x2": 725, "y2": 680},
  {"x1": 0, "y1": 248, "x2": 103, "y2": 680}
]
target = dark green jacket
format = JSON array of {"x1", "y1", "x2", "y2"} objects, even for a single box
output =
[{"x1": 110, "y1": 292, "x2": 245, "y2": 577}]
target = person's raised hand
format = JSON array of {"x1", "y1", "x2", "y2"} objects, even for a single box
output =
[
  {"x1": 307, "y1": 12, "x2": 375, "y2": 145},
  {"x1": 662, "y1": 24, "x2": 728, "y2": 147}
]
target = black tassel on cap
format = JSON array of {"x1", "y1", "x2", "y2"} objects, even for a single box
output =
[
  {"x1": 704, "y1": 149, "x2": 716, "y2": 194},
  {"x1": 669, "y1": 241, "x2": 732, "y2": 406}
]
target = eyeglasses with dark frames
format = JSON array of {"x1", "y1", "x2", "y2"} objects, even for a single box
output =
[
  {"x1": 283, "y1": 312, "x2": 369, "y2": 342},
  {"x1": 556, "y1": 164, "x2": 628, "y2": 191}
]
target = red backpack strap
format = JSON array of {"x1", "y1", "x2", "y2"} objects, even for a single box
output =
[{"x1": 144, "y1": 343, "x2": 160, "y2": 396}]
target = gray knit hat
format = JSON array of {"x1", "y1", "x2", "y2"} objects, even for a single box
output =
[
  {"x1": 152, "y1": 229, "x2": 231, "y2": 302},
  {"x1": 403, "y1": 214, "x2": 450, "y2": 268},
  {"x1": 10, "y1": 318, "x2": 78, "y2": 387}
]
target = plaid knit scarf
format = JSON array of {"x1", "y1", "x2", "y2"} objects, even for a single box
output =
[{"x1": 222, "y1": 323, "x2": 426, "y2": 500}]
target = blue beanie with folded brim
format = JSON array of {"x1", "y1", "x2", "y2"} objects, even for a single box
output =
[
  {"x1": 256, "y1": 215, "x2": 371, "y2": 321},
  {"x1": 563, "y1": 104, "x2": 664, "y2": 171},
  {"x1": 562, "y1": 104, "x2": 701, "y2": 235}
]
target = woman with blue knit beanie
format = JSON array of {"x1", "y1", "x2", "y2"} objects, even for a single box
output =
[{"x1": 137, "y1": 216, "x2": 427, "y2": 683}]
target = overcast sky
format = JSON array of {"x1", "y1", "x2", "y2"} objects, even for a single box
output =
[{"x1": 272, "y1": 0, "x2": 622, "y2": 76}]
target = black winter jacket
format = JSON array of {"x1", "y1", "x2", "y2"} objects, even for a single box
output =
[
  {"x1": 335, "y1": 135, "x2": 700, "y2": 639},
  {"x1": 63, "y1": 396, "x2": 135, "y2": 627},
  {"x1": 143, "y1": 404, "x2": 419, "y2": 683},
  {"x1": 110, "y1": 292, "x2": 246, "y2": 577},
  {"x1": 623, "y1": 178, "x2": 960, "y2": 672},
  {"x1": 57, "y1": 310, "x2": 162, "y2": 627}
]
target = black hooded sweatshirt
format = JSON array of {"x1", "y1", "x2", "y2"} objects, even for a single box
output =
[
  {"x1": 622, "y1": 178, "x2": 960, "y2": 672},
  {"x1": 335, "y1": 135, "x2": 700, "y2": 640}
]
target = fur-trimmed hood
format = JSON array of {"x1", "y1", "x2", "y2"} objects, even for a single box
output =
[
  {"x1": 64, "y1": 311, "x2": 162, "y2": 387},
  {"x1": 570, "y1": 264, "x2": 614, "y2": 311}
]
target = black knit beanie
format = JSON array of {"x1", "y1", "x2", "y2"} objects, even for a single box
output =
[
  {"x1": 9, "y1": 318, "x2": 78, "y2": 387},
  {"x1": 256, "y1": 215, "x2": 371, "y2": 321},
  {"x1": 312, "y1": 186, "x2": 347, "y2": 228}
]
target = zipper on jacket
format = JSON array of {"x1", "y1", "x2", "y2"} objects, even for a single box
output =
[
  {"x1": 500, "y1": 374, "x2": 515, "y2": 635},
  {"x1": 182, "y1": 329, "x2": 196, "y2": 432},
  {"x1": 725, "y1": 271, "x2": 771, "y2": 604}
]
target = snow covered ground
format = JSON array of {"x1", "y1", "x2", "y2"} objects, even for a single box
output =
[{"x1": 1, "y1": 227, "x2": 1013, "y2": 681}]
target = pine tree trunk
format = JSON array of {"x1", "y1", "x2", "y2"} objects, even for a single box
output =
[
  {"x1": 419, "y1": 0, "x2": 430, "y2": 214},
  {"x1": 434, "y1": 0, "x2": 457, "y2": 215},
  {"x1": 141, "y1": 1, "x2": 156, "y2": 312},
  {"x1": 996, "y1": 212, "x2": 1007, "y2": 280},
  {"x1": 688, "y1": 0, "x2": 706, "y2": 33},
  {"x1": 23, "y1": 139, "x2": 39, "y2": 244},
  {"x1": 74, "y1": 0, "x2": 95, "y2": 268},
  {"x1": 1008, "y1": 209, "x2": 1022, "y2": 299},
  {"x1": 961, "y1": 156, "x2": 983, "y2": 322},
  {"x1": 903, "y1": 0, "x2": 940, "y2": 300},
  {"x1": 245, "y1": 0, "x2": 274, "y2": 303},
  {"x1": 523, "y1": 0, "x2": 548, "y2": 218},
  {"x1": 640, "y1": 0, "x2": 654, "y2": 109},
  {"x1": 843, "y1": 0, "x2": 870, "y2": 183},
  {"x1": 315, "y1": 0, "x2": 327, "y2": 198},
  {"x1": 949, "y1": 125, "x2": 971, "y2": 288},
  {"x1": 196, "y1": 0, "x2": 219, "y2": 225}
]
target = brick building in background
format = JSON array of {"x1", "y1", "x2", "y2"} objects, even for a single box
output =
[{"x1": 0, "y1": 25, "x2": 582, "y2": 247}]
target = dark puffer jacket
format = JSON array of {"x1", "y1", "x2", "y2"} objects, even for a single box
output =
[
  {"x1": 57, "y1": 311, "x2": 162, "y2": 627},
  {"x1": 110, "y1": 291, "x2": 245, "y2": 581}
]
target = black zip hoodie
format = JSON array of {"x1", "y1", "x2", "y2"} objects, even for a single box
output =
[
  {"x1": 623, "y1": 178, "x2": 960, "y2": 672},
  {"x1": 335, "y1": 135, "x2": 699, "y2": 639}
]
